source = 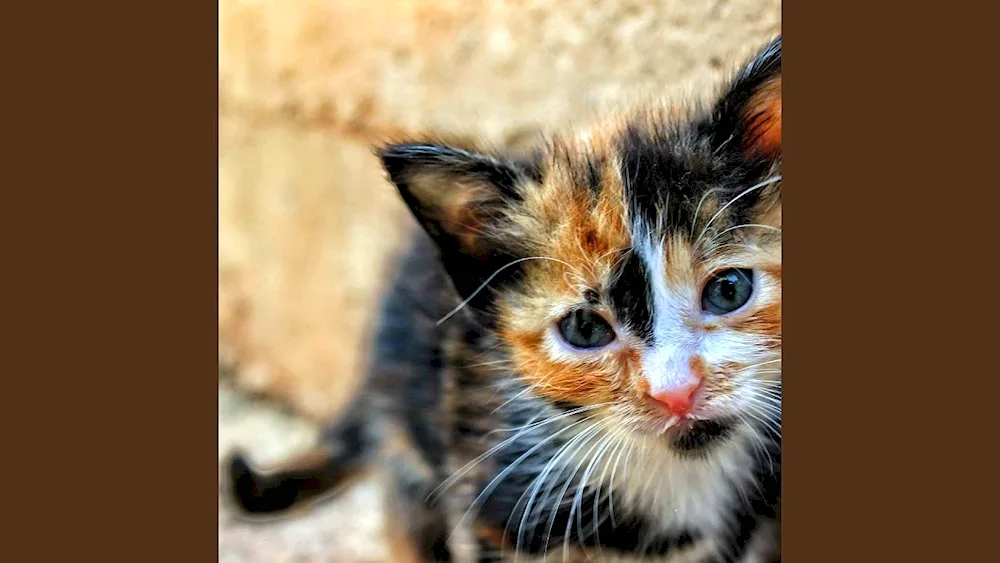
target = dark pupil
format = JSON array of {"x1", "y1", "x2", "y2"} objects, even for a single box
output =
[{"x1": 719, "y1": 278, "x2": 737, "y2": 300}]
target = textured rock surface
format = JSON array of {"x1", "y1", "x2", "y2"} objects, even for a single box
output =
[
  {"x1": 219, "y1": 117, "x2": 411, "y2": 418},
  {"x1": 218, "y1": 0, "x2": 781, "y2": 560}
]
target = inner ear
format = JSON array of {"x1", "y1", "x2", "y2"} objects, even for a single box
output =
[
  {"x1": 711, "y1": 36, "x2": 782, "y2": 161},
  {"x1": 378, "y1": 142, "x2": 532, "y2": 257},
  {"x1": 403, "y1": 166, "x2": 504, "y2": 254},
  {"x1": 741, "y1": 75, "x2": 781, "y2": 159}
]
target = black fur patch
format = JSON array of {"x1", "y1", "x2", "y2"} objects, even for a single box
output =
[
  {"x1": 619, "y1": 122, "x2": 701, "y2": 235},
  {"x1": 584, "y1": 155, "x2": 603, "y2": 198},
  {"x1": 380, "y1": 143, "x2": 526, "y2": 201},
  {"x1": 618, "y1": 120, "x2": 776, "y2": 249},
  {"x1": 608, "y1": 250, "x2": 654, "y2": 344},
  {"x1": 667, "y1": 417, "x2": 738, "y2": 455},
  {"x1": 479, "y1": 453, "x2": 704, "y2": 557},
  {"x1": 229, "y1": 454, "x2": 311, "y2": 514}
]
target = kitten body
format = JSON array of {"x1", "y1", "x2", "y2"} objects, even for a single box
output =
[{"x1": 230, "y1": 36, "x2": 782, "y2": 563}]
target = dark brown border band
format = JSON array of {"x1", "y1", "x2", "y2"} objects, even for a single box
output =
[
  {"x1": 3, "y1": 1, "x2": 221, "y2": 560},
  {"x1": 783, "y1": 1, "x2": 993, "y2": 561}
]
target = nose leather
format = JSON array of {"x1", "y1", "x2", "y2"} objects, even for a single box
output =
[{"x1": 648, "y1": 381, "x2": 702, "y2": 417}]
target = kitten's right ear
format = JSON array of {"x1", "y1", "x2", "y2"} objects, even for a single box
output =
[
  {"x1": 378, "y1": 141, "x2": 532, "y2": 258},
  {"x1": 711, "y1": 35, "x2": 782, "y2": 161}
]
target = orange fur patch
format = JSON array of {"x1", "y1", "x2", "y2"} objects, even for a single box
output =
[
  {"x1": 689, "y1": 355, "x2": 710, "y2": 382},
  {"x1": 267, "y1": 448, "x2": 336, "y2": 473},
  {"x1": 475, "y1": 523, "x2": 509, "y2": 549},
  {"x1": 762, "y1": 265, "x2": 782, "y2": 282},
  {"x1": 743, "y1": 76, "x2": 781, "y2": 158},
  {"x1": 664, "y1": 236, "x2": 698, "y2": 292},
  {"x1": 503, "y1": 326, "x2": 629, "y2": 405},
  {"x1": 740, "y1": 300, "x2": 782, "y2": 341},
  {"x1": 497, "y1": 132, "x2": 639, "y2": 406}
]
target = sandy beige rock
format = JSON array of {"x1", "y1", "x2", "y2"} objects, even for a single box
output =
[
  {"x1": 219, "y1": 0, "x2": 781, "y2": 138},
  {"x1": 219, "y1": 116, "x2": 414, "y2": 418}
]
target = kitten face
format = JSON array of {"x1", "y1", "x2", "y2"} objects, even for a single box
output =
[
  {"x1": 494, "y1": 128, "x2": 781, "y2": 448},
  {"x1": 381, "y1": 37, "x2": 781, "y2": 452}
]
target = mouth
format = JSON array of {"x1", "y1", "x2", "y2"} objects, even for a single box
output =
[
  {"x1": 662, "y1": 416, "x2": 737, "y2": 454},
  {"x1": 663, "y1": 416, "x2": 700, "y2": 435}
]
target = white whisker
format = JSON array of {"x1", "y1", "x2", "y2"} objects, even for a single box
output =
[
  {"x1": 694, "y1": 175, "x2": 782, "y2": 249},
  {"x1": 436, "y1": 256, "x2": 577, "y2": 325},
  {"x1": 430, "y1": 404, "x2": 608, "y2": 501},
  {"x1": 448, "y1": 415, "x2": 604, "y2": 546},
  {"x1": 712, "y1": 223, "x2": 782, "y2": 241}
]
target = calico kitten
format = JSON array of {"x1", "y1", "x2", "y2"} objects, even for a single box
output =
[{"x1": 228, "y1": 36, "x2": 782, "y2": 563}]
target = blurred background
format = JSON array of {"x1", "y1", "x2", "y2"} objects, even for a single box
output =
[{"x1": 218, "y1": 1, "x2": 780, "y2": 561}]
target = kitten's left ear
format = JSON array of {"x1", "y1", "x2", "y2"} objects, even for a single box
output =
[
  {"x1": 712, "y1": 35, "x2": 781, "y2": 161},
  {"x1": 377, "y1": 141, "x2": 537, "y2": 306},
  {"x1": 377, "y1": 141, "x2": 531, "y2": 257}
]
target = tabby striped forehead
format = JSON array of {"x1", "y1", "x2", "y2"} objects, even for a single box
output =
[{"x1": 511, "y1": 117, "x2": 781, "y2": 345}]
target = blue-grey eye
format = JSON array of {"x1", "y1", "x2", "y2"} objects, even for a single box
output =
[
  {"x1": 557, "y1": 309, "x2": 615, "y2": 349},
  {"x1": 701, "y1": 268, "x2": 754, "y2": 314}
]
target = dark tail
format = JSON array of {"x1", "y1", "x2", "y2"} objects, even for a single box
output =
[{"x1": 226, "y1": 397, "x2": 377, "y2": 515}]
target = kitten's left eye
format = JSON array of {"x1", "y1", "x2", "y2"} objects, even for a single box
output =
[
  {"x1": 557, "y1": 309, "x2": 616, "y2": 349},
  {"x1": 701, "y1": 268, "x2": 754, "y2": 314}
]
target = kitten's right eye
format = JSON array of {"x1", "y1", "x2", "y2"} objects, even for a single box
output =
[{"x1": 557, "y1": 309, "x2": 616, "y2": 350}]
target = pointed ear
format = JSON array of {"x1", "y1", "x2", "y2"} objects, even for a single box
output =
[
  {"x1": 712, "y1": 35, "x2": 781, "y2": 161},
  {"x1": 378, "y1": 142, "x2": 533, "y2": 257},
  {"x1": 377, "y1": 141, "x2": 540, "y2": 311}
]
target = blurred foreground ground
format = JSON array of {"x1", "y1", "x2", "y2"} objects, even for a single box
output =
[
  {"x1": 219, "y1": 1, "x2": 780, "y2": 560},
  {"x1": 219, "y1": 380, "x2": 391, "y2": 563}
]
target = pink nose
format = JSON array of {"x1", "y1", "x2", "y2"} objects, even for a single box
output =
[{"x1": 648, "y1": 381, "x2": 702, "y2": 417}]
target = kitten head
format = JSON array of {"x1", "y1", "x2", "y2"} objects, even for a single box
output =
[{"x1": 379, "y1": 37, "x2": 781, "y2": 452}]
